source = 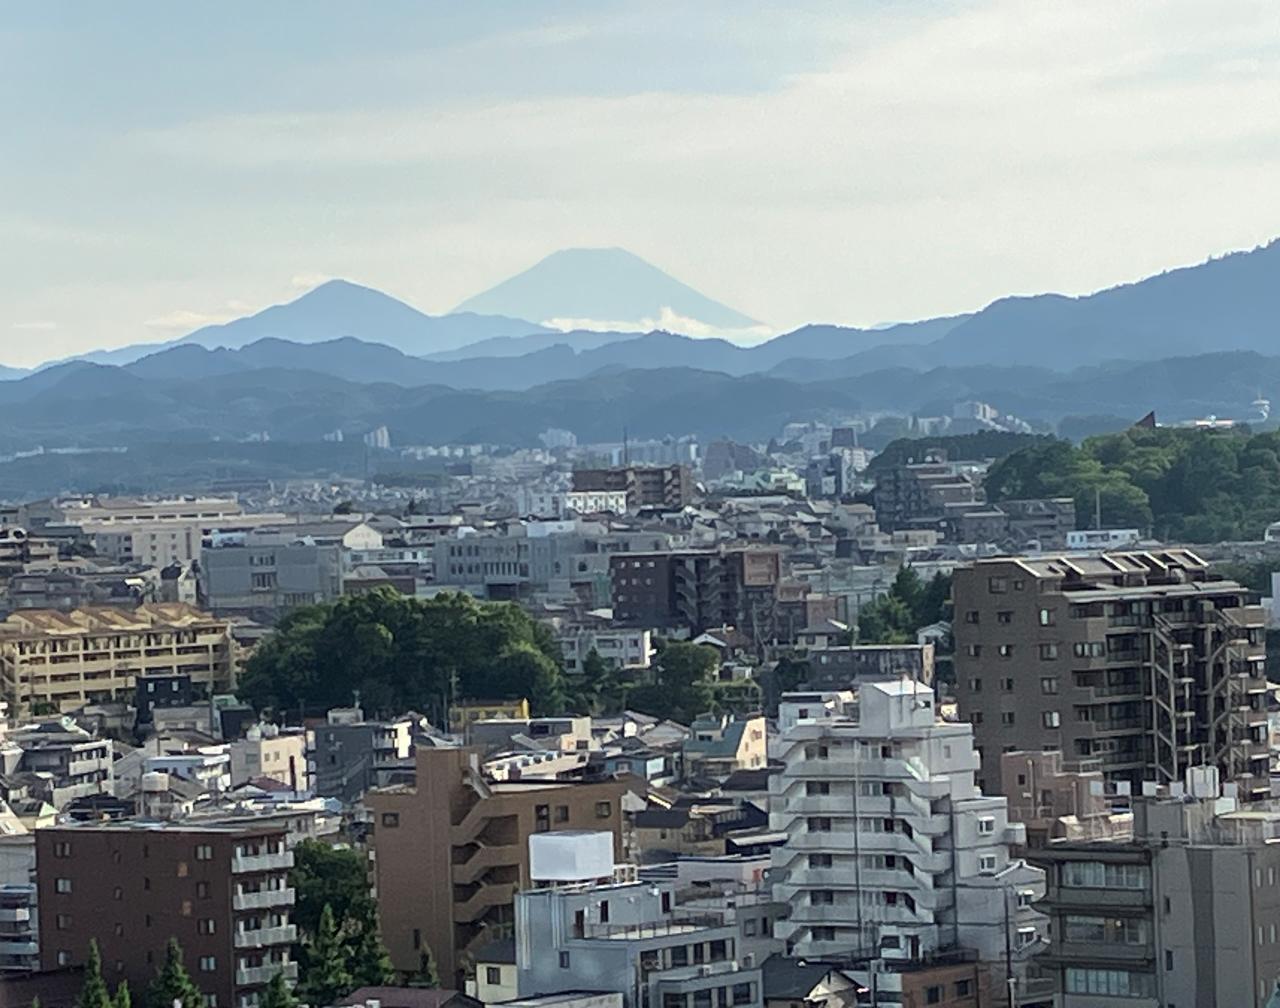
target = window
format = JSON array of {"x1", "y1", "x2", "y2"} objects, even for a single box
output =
[
  {"x1": 599, "y1": 900, "x2": 609, "y2": 923},
  {"x1": 555, "y1": 805, "x2": 569, "y2": 823},
  {"x1": 1040, "y1": 676, "x2": 1059, "y2": 694},
  {"x1": 810, "y1": 890, "x2": 834, "y2": 905},
  {"x1": 204, "y1": 997, "x2": 217, "y2": 1008},
  {"x1": 1062, "y1": 861, "x2": 1150, "y2": 890},
  {"x1": 1064, "y1": 916, "x2": 1148, "y2": 945},
  {"x1": 996, "y1": 611, "x2": 1013, "y2": 624},
  {"x1": 195, "y1": 844, "x2": 213, "y2": 861},
  {"x1": 968, "y1": 678, "x2": 982, "y2": 692},
  {"x1": 964, "y1": 611, "x2": 980, "y2": 624},
  {"x1": 595, "y1": 801, "x2": 612, "y2": 818},
  {"x1": 197, "y1": 881, "x2": 210, "y2": 899},
  {"x1": 732, "y1": 984, "x2": 753, "y2": 1006},
  {"x1": 55, "y1": 878, "x2": 72, "y2": 893},
  {"x1": 1013, "y1": 578, "x2": 1025, "y2": 591},
  {"x1": 1038, "y1": 643, "x2": 1059, "y2": 660},
  {"x1": 971, "y1": 712, "x2": 983, "y2": 724},
  {"x1": 979, "y1": 855, "x2": 997, "y2": 873},
  {"x1": 57, "y1": 950, "x2": 72, "y2": 966},
  {"x1": 1042, "y1": 711, "x2": 1061, "y2": 728},
  {"x1": 198, "y1": 919, "x2": 216, "y2": 935},
  {"x1": 807, "y1": 817, "x2": 832, "y2": 832},
  {"x1": 55, "y1": 913, "x2": 70, "y2": 930},
  {"x1": 998, "y1": 644, "x2": 1014, "y2": 658},
  {"x1": 812, "y1": 927, "x2": 835, "y2": 942},
  {"x1": 113, "y1": 886, "x2": 123, "y2": 901},
  {"x1": 1073, "y1": 641, "x2": 1106, "y2": 658},
  {"x1": 53, "y1": 840, "x2": 72, "y2": 858},
  {"x1": 1000, "y1": 712, "x2": 1015, "y2": 725},
  {"x1": 988, "y1": 576, "x2": 1008, "y2": 594},
  {"x1": 1001, "y1": 677, "x2": 1014, "y2": 691},
  {"x1": 977, "y1": 817, "x2": 995, "y2": 835},
  {"x1": 1039, "y1": 608, "x2": 1056, "y2": 626},
  {"x1": 967, "y1": 644, "x2": 982, "y2": 657},
  {"x1": 925, "y1": 987, "x2": 943, "y2": 1005},
  {"x1": 559, "y1": 951, "x2": 571, "y2": 969},
  {"x1": 1064, "y1": 970, "x2": 1155, "y2": 997},
  {"x1": 486, "y1": 967, "x2": 502, "y2": 985},
  {"x1": 806, "y1": 781, "x2": 830, "y2": 796},
  {"x1": 955, "y1": 979, "x2": 972, "y2": 997},
  {"x1": 809, "y1": 853, "x2": 833, "y2": 868},
  {"x1": 380, "y1": 813, "x2": 400, "y2": 828},
  {"x1": 199, "y1": 956, "x2": 216, "y2": 973}
]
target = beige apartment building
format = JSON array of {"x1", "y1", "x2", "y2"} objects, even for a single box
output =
[
  {"x1": 953, "y1": 550, "x2": 1271, "y2": 800},
  {"x1": 0, "y1": 603, "x2": 236, "y2": 716},
  {"x1": 367, "y1": 746, "x2": 636, "y2": 986}
]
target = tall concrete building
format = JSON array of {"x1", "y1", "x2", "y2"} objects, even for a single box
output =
[
  {"x1": 0, "y1": 603, "x2": 236, "y2": 718},
  {"x1": 769, "y1": 681, "x2": 1049, "y2": 1006},
  {"x1": 1033, "y1": 768, "x2": 1280, "y2": 1007},
  {"x1": 366, "y1": 746, "x2": 636, "y2": 985},
  {"x1": 199, "y1": 542, "x2": 344, "y2": 620},
  {"x1": 952, "y1": 551, "x2": 1271, "y2": 799},
  {"x1": 36, "y1": 821, "x2": 296, "y2": 1008}
]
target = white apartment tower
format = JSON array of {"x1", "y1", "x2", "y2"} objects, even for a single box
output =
[{"x1": 770, "y1": 680, "x2": 1047, "y2": 996}]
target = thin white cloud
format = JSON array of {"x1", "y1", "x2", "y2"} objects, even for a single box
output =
[
  {"x1": 544, "y1": 308, "x2": 774, "y2": 342},
  {"x1": 11, "y1": 321, "x2": 57, "y2": 331}
]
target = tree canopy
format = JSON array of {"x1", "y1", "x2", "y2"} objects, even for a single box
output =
[
  {"x1": 238, "y1": 588, "x2": 566, "y2": 717},
  {"x1": 291, "y1": 841, "x2": 394, "y2": 1001},
  {"x1": 145, "y1": 940, "x2": 203, "y2": 1008},
  {"x1": 985, "y1": 426, "x2": 1280, "y2": 542},
  {"x1": 627, "y1": 641, "x2": 720, "y2": 724},
  {"x1": 857, "y1": 568, "x2": 950, "y2": 644}
]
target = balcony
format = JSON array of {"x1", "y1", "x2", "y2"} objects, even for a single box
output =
[
  {"x1": 235, "y1": 961, "x2": 297, "y2": 987},
  {"x1": 233, "y1": 887, "x2": 296, "y2": 911},
  {"x1": 234, "y1": 925, "x2": 297, "y2": 949},
  {"x1": 232, "y1": 850, "x2": 294, "y2": 874},
  {"x1": 67, "y1": 757, "x2": 107, "y2": 777},
  {"x1": 0, "y1": 938, "x2": 39, "y2": 956},
  {"x1": 0, "y1": 907, "x2": 31, "y2": 923}
]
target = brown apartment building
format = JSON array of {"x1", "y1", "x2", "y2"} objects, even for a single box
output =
[
  {"x1": 572, "y1": 465, "x2": 693, "y2": 511},
  {"x1": 36, "y1": 822, "x2": 296, "y2": 1008},
  {"x1": 952, "y1": 550, "x2": 1270, "y2": 799},
  {"x1": 366, "y1": 747, "x2": 636, "y2": 986},
  {"x1": 610, "y1": 546, "x2": 783, "y2": 635}
]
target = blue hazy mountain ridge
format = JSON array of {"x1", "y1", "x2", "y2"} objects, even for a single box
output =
[{"x1": 453, "y1": 247, "x2": 763, "y2": 330}]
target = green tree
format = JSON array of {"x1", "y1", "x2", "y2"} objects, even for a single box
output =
[
  {"x1": 628, "y1": 641, "x2": 718, "y2": 723},
  {"x1": 113, "y1": 983, "x2": 131, "y2": 1008},
  {"x1": 299, "y1": 905, "x2": 353, "y2": 1006},
  {"x1": 79, "y1": 940, "x2": 113, "y2": 1008},
  {"x1": 259, "y1": 972, "x2": 297, "y2": 1008},
  {"x1": 348, "y1": 919, "x2": 396, "y2": 988},
  {"x1": 240, "y1": 589, "x2": 569, "y2": 716},
  {"x1": 291, "y1": 840, "x2": 374, "y2": 939},
  {"x1": 405, "y1": 947, "x2": 441, "y2": 989},
  {"x1": 145, "y1": 940, "x2": 203, "y2": 1008},
  {"x1": 758, "y1": 656, "x2": 810, "y2": 716}
]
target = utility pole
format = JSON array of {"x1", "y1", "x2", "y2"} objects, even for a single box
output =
[{"x1": 1003, "y1": 888, "x2": 1015, "y2": 1008}]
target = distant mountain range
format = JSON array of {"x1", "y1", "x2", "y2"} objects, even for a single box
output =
[{"x1": 0, "y1": 238, "x2": 1276, "y2": 468}]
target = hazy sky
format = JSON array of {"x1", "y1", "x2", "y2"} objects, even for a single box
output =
[{"x1": 3, "y1": 1, "x2": 1280, "y2": 365}]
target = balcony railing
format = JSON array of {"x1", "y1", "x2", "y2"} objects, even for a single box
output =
[
  {"x1": 235, "y1": 961, "x2": 297, "y2": 987},
  {"x1": 232, "y1": 850, "x2": 294, "y2": 874},
  {"x1": 233, "y1": 887, "x2": 296, "y2": 911},
  {"x1": 234, "y1": 925, "x2": 297, "y2": 949}
]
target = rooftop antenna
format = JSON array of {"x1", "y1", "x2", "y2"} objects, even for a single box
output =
[{"x1": 622, "y1": 426, "x2": 630, "y2": 467}]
